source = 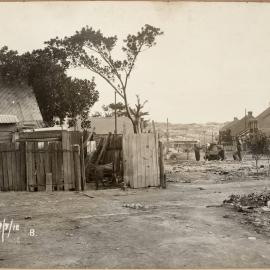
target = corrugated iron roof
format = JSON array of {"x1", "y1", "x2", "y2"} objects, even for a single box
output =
[
  {"x1": 0, "y1": 114, "x2": 19, "y2": 124},
  {"x1": 0, "y1": 80, "x2": 43, "y2": 124}
]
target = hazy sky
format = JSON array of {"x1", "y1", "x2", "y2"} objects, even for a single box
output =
[{"x1": 1, "y1": 1, "x2": 270, "y2": 123}]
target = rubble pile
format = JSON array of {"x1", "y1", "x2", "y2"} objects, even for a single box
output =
[
  {"x1": 224, "y1": 191, "x2": 270, "y2": 208},
  {"x1": 223, "y1": 191, "x2": 270, "y2": 236},
  {"x1": 165, "y1": 159, "x2": 270, "y2": 183}
]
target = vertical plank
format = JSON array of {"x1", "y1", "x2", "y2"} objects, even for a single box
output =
[
  {"x1": 62, "y1": 130, "x2": 70, "y2": 191},
  {"x1": 26, "y1": 142, "x2": 35, "y2": 191},
  {"x1": 34, "y1": 142, "x2": 42, "y2": 191},
  {"x1": 73, "y1": 145, "x2": 81, "y2": 191},
  {"x1": 143, "y1": 133, "x2": 153, "y2": 187},
  {"x1": 122, "y1": 133, "x2": 128, "y2": 187},
  {"x1": 132, "y1": 134, "x2": 137, "y2": 188},
  {"x1": 68, "y1": 133, "x2": 73, "y2": 190},
  {"x1": 51, "y1": 143, "x2": 57, "y2": 191},
  {"x1": 60, "y1": 143, "x2": 64, "y2": 191},
  {"x1": 46, "y1": 173, "x2": 52, "y2": 192},
  {"x1": 43, "y1": 142, "x2": 50, "y2": 175},
  {"x1": 159, "y1": 141, "x2": 165, "y2": 188},
  {"x1": 70, "y1": 140, "x2": 75, "y2": 190},
  {"x1": 6, "y1": 143, "x2": 13, "y2": 191},
  {"x1": 133, "y1": 134, "x2": 139, "y2": 188},
  {"x1": 15, "y1": 143, "x2": 20, "y2": 191},
  {"x1": 56, "y1": 143, "x2": 64, "y2": 191},
  {"x1": 19, "y1": 142, "x2": 26, "y2": 191},
  {"x1": 53, "y1": 143, "x2": 59, "y2": 191},
  {"x1": 136, "y1": 134, "x2": 142, "y2": 188},
  {"x1": 80, "y1": 135, "x2": 85, "y2": 191},
  {"x1": 25, "y1": 142, "x2": 30, "y2": 191},
  {"x1": 39, "y1": 144, "x2": 46, "y2": 191},
  {"x1": 11, "y1": 143, "x2": 17, "y2": 191},
  {"x1": 32, "y1": 142, "x2": 37, "y2": 191},
  {"x1": 128, "y1": 134, "x2": 134, "y2": 188},
  {"x1": 146, "y1": 134, "x2": 152, "y2": 187},
  {"x1": 141, "y1": 134, "x2": 147, "y2": 188},
  {"x1": 155, "y1": 134, "x2": 161, "y2": 187},
  {"x1": 126, "y1": 134, "x2": 132, "y2": 187},
  {"x1": 152, "y1": 134, "x2": 158, "y2": 187},
  {"x1": 2, "y1": 144, "x2": 9, "y2": 191},
  {"x1": 0, "y1": 144, "x2": 3, "y2": 191}
]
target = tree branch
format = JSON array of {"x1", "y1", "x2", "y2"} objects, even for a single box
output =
[{"x1": 85, "y1": 63, "x2": 124, "y2": 99}]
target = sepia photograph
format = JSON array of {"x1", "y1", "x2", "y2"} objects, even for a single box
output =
[{"x1": 0, "y1": 0, "x2": 270, "y2": 268}]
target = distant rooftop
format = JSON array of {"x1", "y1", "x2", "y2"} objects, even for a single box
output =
[{"x1": 89, "y1": 116, "x2": 134, "y2": 134}]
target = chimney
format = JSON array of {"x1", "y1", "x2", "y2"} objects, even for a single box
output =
[{"x1": 248, "y1": 111, "x2": 252, "y2": 117}]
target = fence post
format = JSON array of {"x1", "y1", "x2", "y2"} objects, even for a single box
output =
[
  {"x1": 73, "y1": 145, "x2": 81, "y2": 191},
  {"x1": 80, "y1": 136, "x2": 86, "y2": 191},
  {"x1": 159, "y1": 141, "x2": 166, "y2": 188},
  {"x1": 62, "y1": 130, "x2": 70, "y2": 190},
  {"x1": 46, "y1": 173, "x2": 52, "y2": 192}
]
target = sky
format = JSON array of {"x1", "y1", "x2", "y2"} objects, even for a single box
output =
[{"x1": 0, "y1": 1, "x2": 270, "y2": 124}]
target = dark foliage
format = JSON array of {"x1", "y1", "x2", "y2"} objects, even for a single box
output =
[{"x1": 0, "y1": 46, "x2": 99, "y2": 127}]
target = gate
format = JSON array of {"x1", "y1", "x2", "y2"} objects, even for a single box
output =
[
  {"x1": 0, "y1": 142, "x2": 26, "y2": 191},
  {"x1": 0, "y1": 130, "x2": 84, "y2": 192},
  {"x1": 122, "y1": 133, "x2": 160, "y2": 188}
]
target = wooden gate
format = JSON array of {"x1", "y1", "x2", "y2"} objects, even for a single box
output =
[
  {"x1": 0, "y1": 142, "x2": 26, "y2": 191},
  {"x1": 0, "y1": 130, "x2": 84, "y2": 192},
  {"x1": 122, "y1": 133, "x2": 160, "y2": 188},
  {"x1": 25, "y1": 142, "x2": 64, "y2": 191}
]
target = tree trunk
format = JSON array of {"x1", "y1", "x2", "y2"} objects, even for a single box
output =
[{"x1": 122, "y1": 91, "x2": 140, "y2": 134}]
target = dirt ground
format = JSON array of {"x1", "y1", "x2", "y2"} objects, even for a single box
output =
[{"x1": 1, "y1": 157, "x2": 270, "y2": 268}]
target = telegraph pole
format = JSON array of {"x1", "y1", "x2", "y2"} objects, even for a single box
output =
[
  {"x1": 245, "y1": 108, "x2": 247, "y2": 129},
  {"x1": 166, "y1": 118, "x2": 169, "y2": 154},
  {"x1": 203, "y1": 130, "x2": 206, "y2": 145},
  {"x1": 114, "y1": 90, "x2": 117, "y2": 134}
]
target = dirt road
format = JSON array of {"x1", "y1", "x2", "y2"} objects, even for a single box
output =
[{"x1": 1, "y1": 161, "x2": 270, "y2": 268}]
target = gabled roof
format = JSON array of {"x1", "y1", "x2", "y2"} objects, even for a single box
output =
[
  {"x1": 229, "y1": 114, "x2": 255, "y2": 136},
  {"x1": 256, "y1": 106, "x2": 270, "y2": 129},
  {"x1": 256, "y1": 106, "x2": 270, "y2": 120},
  {"x1": 0, "y1": 114, "x2": 19, "y2": 124},
  {"x1": 220, "y1": 118, "x2": 239, "y2": 132},
  {"x1": 0, "y1": 80, "x2": 43, "y2": 126}
]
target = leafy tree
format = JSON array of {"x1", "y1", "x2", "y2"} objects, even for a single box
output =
[
  {"x1": 93, "y1": 95, "x2": 149, "y2": 132},
  {"x1": 102, "y1": 102, "x2": 126, "y2": 117},
  {"x1": 91, "y1": 111, "x2": 103, "y2": 118},
  {"x1": 0, "y1": 46, "x2": 31, "y2": 82},
  {"x1": 129, "y1": 95, "x2": 149, "y2": 132},
  {"x1": 0, "y1": 46, "x2": 99, "y2": 128},
  {"x1": 247, "y1": 132, "x2": 270, "y2": 175},
  {"x1": 45, "y1": 24, "x2": 163, "y2": 133}
]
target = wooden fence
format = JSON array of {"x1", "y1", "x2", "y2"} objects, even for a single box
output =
[
  {"x1": 0, "y1": 142, "x2": 26, "y2": 191},
  {"x1": 122, "y1": 133, "x2": 161, "y2": 188},
  {"x1": 0, "y1": 130, "x2": 84, "y2": 192}
]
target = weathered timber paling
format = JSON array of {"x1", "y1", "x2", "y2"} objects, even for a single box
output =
[
  {"x1": 122, "y1": 133, "x2": 162, "y2": 188},
  {"x1": 0, "y1": 142, "x2": 26, "y2": 191},
  {"x1": 0, "y1": 130, "x2": 85, "y2": 192}
]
